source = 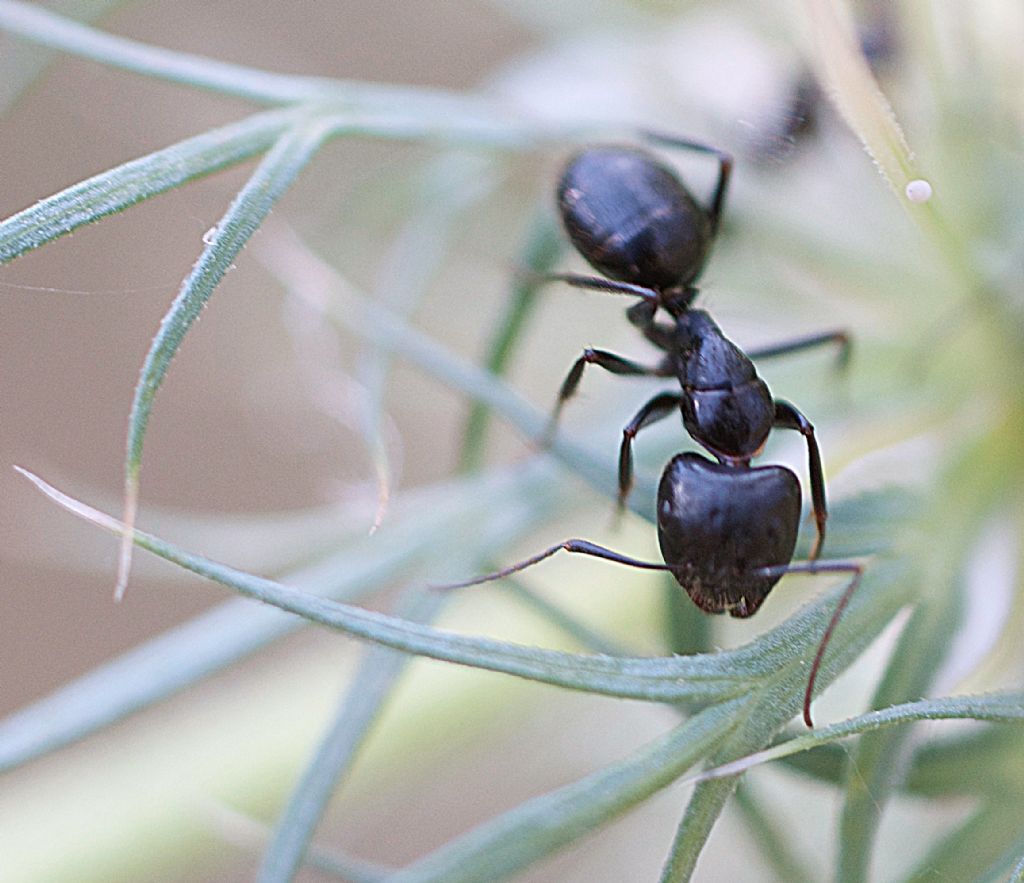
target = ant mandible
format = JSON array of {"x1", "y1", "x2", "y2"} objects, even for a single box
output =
[{"x1": 448, "y1": 131, "x2": 862, "y2": 727}]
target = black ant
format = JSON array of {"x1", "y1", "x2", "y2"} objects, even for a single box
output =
[{"x1": 446, "y1": 132, "x2": 862, "y2": 727}]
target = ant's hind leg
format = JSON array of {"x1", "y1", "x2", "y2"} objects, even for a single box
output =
[
  {"x1": 618, "y1": 392, "x2": 683, "y2": 511},
  {"x1": 545, "y1": 350, "x2": 673, "y2": 444},
  {"x1": 755, "y1": 559, "x2": 864, "y2": 728},
  {"x1": 434, "y1": 538, "x2": 679, "y2": 591}
]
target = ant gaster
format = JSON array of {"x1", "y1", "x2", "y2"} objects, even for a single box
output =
[{"x1": 448, "y1": 132, "x2": 861, "y2": 727}]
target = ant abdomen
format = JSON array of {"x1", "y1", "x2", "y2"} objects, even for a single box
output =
[
  {"x1": 656, "y1": 453, "x2": 801, "y2": 618},
  {"x1": 557, "y1": 146, "x2": 712, "y2": 289}
]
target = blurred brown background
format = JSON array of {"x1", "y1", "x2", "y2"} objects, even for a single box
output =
[{"x1": 0, "y1": 0, "x2": 536, "y2": 715}]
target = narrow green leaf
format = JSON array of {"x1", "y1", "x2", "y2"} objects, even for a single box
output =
[
  {"x1": 387, "y1": 700, "x2": 746, "y2": 883},
  {"x1": 836, "y1": 596, "x2": 962, "y2": 881},
  {"x1": 10, "y1": 467, "x2": 921, "y2": 775},
  {"x1": 903, "y1": 801, "x2": 1023, "y2": 883},
  {"x1": 117, "y1": 116, "x2": 333, "y2": 597},
  {"x1": 906, "y1": 725, "x2": 1024, "y2": 798},
  {"x1": 0, "y1": 107, "x2": 302, "y2": 263},
  {"x1": 0, "y1": 0, "x2": 557, "y2": 141},
  {"x1": 836, "y1": 431, "x2": 1015, "y2": 883},
  {"x1": 20, "y1": 466, "x2": 757, "y2": 702},
  {"x1": 0, "y1": 0, "x2": 456, "y2": 109},
  {"x1": 1010, "y1": 850, "x2": 1024, "y2": 883},
  {"x1": 689, "y1": 694, "x2": 1024, "y2": 783},
  {"x1": 0, "y1": 463, "x2": 560, "y2": 772},
  {"x1": 804, "y1": 0, "x2": 920, "y2": 195},
  {"x1": 0, "y1": 0, "x2": 124, "y2": 114}
]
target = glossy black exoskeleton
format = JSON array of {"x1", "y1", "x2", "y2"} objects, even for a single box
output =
[
  {"x1": 657, "y1": 452, "x2": 800, "y2": 618},
  {"x1": 445, "y1": 133, "x2": 861, "y2": 726},
  {"x1": 557, "y1": 146, "x2": 717, "y2": 289},
  {"x1": 548, "y1": 137, "x2": 835, "y2": 562}
]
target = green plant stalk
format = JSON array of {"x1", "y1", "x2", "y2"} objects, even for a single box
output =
[
  {"x1": 256, "y1": 588, "x2": 446, "y2": 883},
  {"x1": 0, "y1": 107, "x2": 303, "y2": 263},
  {"x1": 117, "y1": 115, "x2": 335, "y2": 597},
  {"x1": 689, "y1": 693, "x2": 1024, "y2": 784},
  {"x1": 659, "y1": 550, "x2": 922, "y2": 881},
  {"x1": 837, "y1": 589, "x2": 962, "y2": 882},
  {"x1": 906, "y1": 725, "x2": 1024, "y2": 799},
  {"x1": 1011, "y1": 850, "x2": 1024, "y2": 883},
  {"x1": 387, "y1": 699, "x2": 747, "y2": 883},
  {"x1": 0, "y1": 0, "x2": 496, "y2": 114},
  {"x1": 0, "y1": 464, "x2": 558, "y2": 772},
  {"x1": 837, "y1": 425, "x2": 1024, "y2": 883},
  {"x1": 904, "y1": 800, "x2": 1024, "y2": 883},
  {"x1": 21, "y1": 466, "x2": 762, "y2": 702},
  {"x1": 661, "y1": 688, "x2": 822, "y2": 880},
  {"x1": 0, "y1": 0, "x2": 126, "y2": 114}
]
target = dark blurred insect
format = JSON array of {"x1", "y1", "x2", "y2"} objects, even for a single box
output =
[
  {"x1": 746, "y1": 8, "x2": 899, "y2": 164},
  {"x1": 447, "y1": 133, "x2": 861, "y2": 727}
]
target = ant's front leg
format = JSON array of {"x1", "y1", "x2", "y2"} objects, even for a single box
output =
[
  {"x1": 774, "y1": 400, "x2": 827, "y2": 559},
  {"x1": 527, "y1": 271, "x2": 660, "y2": 303},
  {"x1": 618, "y1": 392, "x2": 683, "y2": 511},
  {"x1": 545, "y1": 350, "x2": 673, "y2": 444}
]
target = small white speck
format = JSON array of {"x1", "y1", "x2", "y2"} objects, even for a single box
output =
[
  {"x1": 905, "y1": 179, "x2": 933, "y2": 203},
  {"x1": 202, "y1": 226, "x2": 219, "y2": 245}
]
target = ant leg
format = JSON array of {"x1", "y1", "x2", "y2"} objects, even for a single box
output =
[
  {"x1": 639, "y1": 130, "x2": 733, "y2": 236},
  {"x1": 546, "y1": 349, "x2": 673, "y2": 443},
  {"x1": 619, "y1": 392, "x2": 684, "y2": 511},
  {"x1": 773, "y1": 401, "x2": 827, "y2": 560},
  {"x1": 755, "y1": 560, "x2": 863, "y2": 727},
  {"x1": 524, "y1": 271, "x2": 659, "y2": 304},
  {"x1": 434, "y1": 538, "x2": 678, "y2": 590},
  {"x1": 746, "y1": 330, "x2": 851, "y2": 372},
  {"x1": 626, "y1": 300, "x2": 676, "y2": 352}
]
